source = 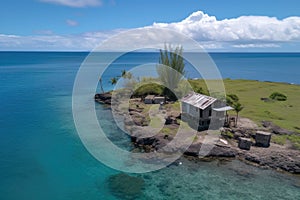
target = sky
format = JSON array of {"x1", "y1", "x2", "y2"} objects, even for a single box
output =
[{"x1": 1, "y1": 0, "x2": 300, "y2": 51}]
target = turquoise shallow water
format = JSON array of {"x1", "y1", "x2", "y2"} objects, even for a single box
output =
[{"x1": 0, "y1": 52, "x2": 300, "y2": 200}]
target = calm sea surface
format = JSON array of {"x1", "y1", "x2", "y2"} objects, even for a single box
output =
[{"x1": 0, "y1": 52, "x2": 300, "y2": 200}]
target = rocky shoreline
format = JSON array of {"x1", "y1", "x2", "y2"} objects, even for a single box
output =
[
  {"x1": 95, "y1": 93, "x2": 300, "y2": 174},
  {"x1": 130, "y1": 131, "x2": 300, "y2": 174}
]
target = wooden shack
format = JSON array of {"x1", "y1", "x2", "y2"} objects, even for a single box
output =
[
  {"x1": 181, "y1": 92, "x2": 231, "y2": 131},
  {"x1": 144, "y1": 95, "x2": 155, "y2": 104},
  {"x1": 153, "y1": 96, "x2": 165, "y2": 104}
]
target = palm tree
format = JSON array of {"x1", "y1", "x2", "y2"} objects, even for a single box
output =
[
  {"x1": 99, "y1": 78, "x2": 105, "y2": 93},
  {"x1": 121, "y1": 69, "x2": 127, "y2": 78},
  {"x1": 233, "y1": 102, "x2": 244, "y2": 127},
  {"x1": 110, "y1": 77, "x2": 118, "y2": 85},
  {"x1": 121, "y1": 69, "x2": 133, "y2": 79},
  {"x1": 157, "y1": 44, "x2": 185, "y2": 100}
]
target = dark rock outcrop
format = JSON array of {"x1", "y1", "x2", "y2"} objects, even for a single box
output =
[
  {"x1": 262, "y1": 121, "x2": 293, "y2": 135},
  {"x1": 244, "y1": 150, "x2": 300, "y2": 174},
  {"x1": 94, "y1": 92, "x2": 112, "y2": 105},
  {"x1": 184, "y1": 143, "x2": 237, "y2": 158}
]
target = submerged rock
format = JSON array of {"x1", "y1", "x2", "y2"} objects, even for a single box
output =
[{"x1": 107, "y1": 173, "x2": 145, "y2": 200}]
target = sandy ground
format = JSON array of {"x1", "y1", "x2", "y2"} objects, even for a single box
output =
[{"x1": 236, "y1": 117, "x2": 259, "y2": 129}]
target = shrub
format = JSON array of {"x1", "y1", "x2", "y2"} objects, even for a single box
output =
[
  {"x1": 227, "y1": 94, "x2": 239, "y2": 102},
  {"x1": 269, "y1": 92, "x2": 287, "y2": 101},
  {"x1": 221, "y1": 131, "x2": 234, "y2": 139},
  {"x1": 226, "y1": 94, "x2": 239, "y2": 106},
  {"x1": 133, "y1": 83, "x2": 164, "y2": 97}
]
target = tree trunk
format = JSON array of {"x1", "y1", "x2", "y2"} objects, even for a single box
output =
[
  {"x1": 99, "y1": 79, "x2": 105, "y2": 94},
  {"x1": 235, "y1": 112, "x2": 239, "y2": 127}
]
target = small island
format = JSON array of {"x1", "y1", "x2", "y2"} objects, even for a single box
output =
[{"x1": 95, "y1": 46, "x2": 300, "y2": 174}]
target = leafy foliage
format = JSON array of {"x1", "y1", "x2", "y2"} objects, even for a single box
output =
[
  {"x1": 226, "y1": 94, "x2": 239, "y2": 106},
  {"x1": 110, "y1": 77, "x2": 118, "y2": 85},
  {"x1": 132, "y1": 83, "x2": 164, "y2": 97},
  {"x1": 269, "y1": 92, "x2": 287, "y2": 101},
  {"x1": 157, "y1": 44, "x2": 185, "y2": 100},
  {"x1": 187, "y1": 79, "x2": 209, "y2": 95},
  {"x1": 225, "y1": 93, "x2": 244, "y2": 127}
]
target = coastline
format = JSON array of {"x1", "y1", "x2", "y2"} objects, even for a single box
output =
[{"x1": 94, "y1": 83, "x2": 300, "y2": 174}]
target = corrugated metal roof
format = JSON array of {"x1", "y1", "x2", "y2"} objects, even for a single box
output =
[
  {"x1": 145, "y1": 95, "x2": 155, "y2": 100},
  {"x1": 213, "y1": 106, "x2": 233, "y2": 112},
  {"x1": 181, "y1": 92, "x2": 217, "y2": 110}
]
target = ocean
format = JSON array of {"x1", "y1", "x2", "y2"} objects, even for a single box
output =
[{"x1": 0, "y1": 52, "x2": 300, "y2": 200}]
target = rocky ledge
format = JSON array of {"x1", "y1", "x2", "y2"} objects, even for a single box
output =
[
  {"x1": 95, "y1": 94, "x2": 300, "y2": 174},
  {"x1": 94, "y1": 92, "x2": 112, "y2": 105},
  {"x1": 130, "y1": 133, "x2": 300, "y2": 174}
]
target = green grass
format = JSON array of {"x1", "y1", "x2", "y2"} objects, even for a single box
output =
[
  {"x1": 160, "y1": 127, "x2": 173, "y2": 135},
  {"x1": 272, "y1": 134, "x2": 300, "y2": 150},
  {"x1": 149, "y1": 116, "x2": 164, "y2": 129},
  {"x1": 189, "y1": 79, "x2": 300, "y2": 133},
  {"x1": 271, "y1": 135, "x2": 287, "y2": 145}
]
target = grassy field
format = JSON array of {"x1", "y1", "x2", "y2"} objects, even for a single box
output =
[
  {"x1": 121, "y1": 78, "x2": 299, "y2": 148},
  {"x1": 189, "y1": 79, "x2": 300, "y2": 133}
]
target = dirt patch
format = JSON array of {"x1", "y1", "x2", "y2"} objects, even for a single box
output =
[{"x1": 236, "y1": 117, "x2": 259, "y2": 129}]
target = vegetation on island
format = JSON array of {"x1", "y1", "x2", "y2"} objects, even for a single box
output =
[
  {"x1": 270, "y1": 91, "x2": 287, "y2": 101},
  {"x1": 98, "y1": 44, "x2": 300, "y2": 150},
  {"x1": 157, "y1": 44, "x2": 185, "y2": 100},
  {"x1": 226, "y1": 94, "x2": 244, "y2": 127},
  {"x1": 190, "y1": 79, "x2": 300, "y2": 149}
]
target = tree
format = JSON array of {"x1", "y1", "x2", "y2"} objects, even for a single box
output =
[
  {"x1": 121, "y1": 69, "x2": 127, "y2": 78},
  {"x1": 121, "y1": 69, "x2": 133, "y2": 80},
  {"x1": 99, "y1": 78, "x2": 105, "y2": 93},
  {"x1": 157, "y1": 44, "x2": 185, "y2": 100},
  {"x1": 226, "y1": 94, "x2": 239, "y2": 106},
  {"x1": 233, "y1": 102, "x2": 244, "y2": 127},
  {"x1": 110, "y1": 77, "x2": 118, "y2": 85}
]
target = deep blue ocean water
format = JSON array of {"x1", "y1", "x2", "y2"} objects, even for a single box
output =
[{"x1": 0, "y1": 52, "x2": 300, "y2": 200}]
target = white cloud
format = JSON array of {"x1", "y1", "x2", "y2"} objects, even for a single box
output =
[
  {"x1": 1, "y1": 11, "x2": 300, "y2": 51},
  {"x1": 66, "y1": 19, "x2": 79, "y2": 26},
  {"x1": 151, "y1": 11, "x2": 300, "y2": 48},
  {"x1": 40, "y1": 0, "x2": 102, "y2": 7},
  {"x1": 232, "y1": 43, "x2": 280, "y2": 48},
  {"x1": 0, "y1": 31, "x2": 121, "y2": 51}
]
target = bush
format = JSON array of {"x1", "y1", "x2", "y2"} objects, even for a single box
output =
[
  {"x1": 226, "y1": 94, "x2": 239, "y2": 106},
  {"x1": 221, "y1": 131, "x2": 234, "y2": 139},
  {"x1": 133, "y1": 83, "x2": 164, "y2": 97},
  {"x1": 227, "y1": 94, "x2": 239, "y2": 102},
  {"x1": 269, "y1": 92, "x2": 287, "y2": 101}
]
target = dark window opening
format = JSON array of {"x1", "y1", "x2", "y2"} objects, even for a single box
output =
[
  {"x1": 200, "y1": 110, "x2": 203, "y2": 118},
  {"x1": 209, "y1": 109, "x2": 212, "y2": 117}
]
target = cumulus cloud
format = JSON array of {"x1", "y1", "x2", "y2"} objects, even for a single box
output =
[
  {"x1": 151, "y1": 11, "x2": 300, "y2": 48},
  {"x1": 40, "y1": 0, "x2": 102, "y2": 7},
  {"x1": 66, "y1": 19, "x2": 79, "y2": 26},
  {"x1": 1, "y1": 11, "x2": 300, "y2": 51}
]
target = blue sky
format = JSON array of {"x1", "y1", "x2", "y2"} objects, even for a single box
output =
[{"x1": 1, "y1": 0, "x2": 300, "y2": 51}]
